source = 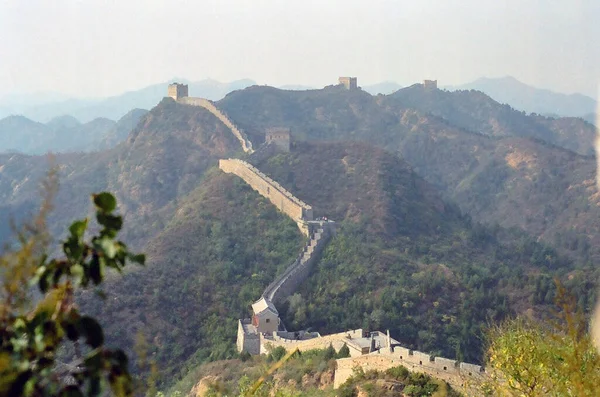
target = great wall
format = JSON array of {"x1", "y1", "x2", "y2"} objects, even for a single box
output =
[
  {"x1": 218, "y1": 159, "x2": 313, "y2": 236},
  {"x1": 168, "y1": 83, "x2": 254, "y2": 153},
  {"x1": 166, "y1": 82, "x2": 488, "y2": 394}
]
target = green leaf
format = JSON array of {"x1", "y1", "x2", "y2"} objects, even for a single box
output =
[
  {"x1": 69, "y1": 219, "x2": 88, "y2": 239},
  {"x1": 96, "y1": 213, "x2": 123, "y2": 231},
  {"x1": 84, "y1": 351, "x2": 103, "y2": 372},
  {"x1": 127, "y1": 253, "x2": 146, "y2": 266},
  {"x1": 80, "y1": 316, "x2": 104, "y2": 348},
  {"x1": 89, "y1": 255, "x2": 102, "y2": 285},
  {"x1": 64, "y1": 238, "x2": 84, "y2": 261},
  {"x1": 70, "y1": 264, "x2": 84, "y2": 285},
  {"x1": 109, "y1": 349, "x2": 129, "y2": 371},
  {"x1": 98, "y1": 237, "x2": 117, "y2": 259},
  {"x1": 93, "y1": 192, "x2": 117, "y2": 213},
  {"x1": 38, "y1": 272, "x2": 49, "y2": 293}
]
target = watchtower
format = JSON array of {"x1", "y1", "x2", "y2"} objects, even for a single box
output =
[
  {"x1": 168, "y1": 83, "x2": 189, "y2": 100},
  {"x1": 265, "y1": 127, "x2": 291, "y2": 152},
  {"x1": 423, "y1": 80, "x2": 438, "y2": 91},
  {"x1": 251, "y1": 297, "x2": 280, "y2": 334},
  {"x1": 339, "y1": 77, "x2": 358, "y2": 90}
]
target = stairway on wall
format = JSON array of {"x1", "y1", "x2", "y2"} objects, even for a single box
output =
[
  {"x1": 178, "y1": 97, "x2": 254, "y2": 153},
  {"x1": 263, "y1": 224, "x2": 331, "y2": 304}
]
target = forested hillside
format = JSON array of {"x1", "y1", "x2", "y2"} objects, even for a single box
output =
[
  {"x1": 0, "y1": 86, "x2": 597, "y2": 392},
  {"x1": 251, "y1": 142, "x2": 594, "y2": 364},
  {"x1": 218, "y1": 85, "x2": 600, "y2": 265}
]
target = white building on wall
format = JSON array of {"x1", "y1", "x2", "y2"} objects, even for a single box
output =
[{"x1": 251, "y1": 297, "x2": 280, "y2": 333}]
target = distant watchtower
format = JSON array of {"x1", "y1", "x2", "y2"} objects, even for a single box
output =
[
  {"x1": 423, "y1": 80, "x2": 438, "y2": 91},
  {"x1": 168, "y1": 83, "x2": 189, "y2": 100},
  {"x1": 265, "y1": 128, "x2": 291, "y2": 152},
  {"x1": 339, "y1": 77, "x2": 358, "y2": 90}
]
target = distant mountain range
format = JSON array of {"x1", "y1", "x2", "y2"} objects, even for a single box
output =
[
  {"x1": 0, "y1": 109, "x2": 147, "y2": 154},
  {"x1": 1, "y1": 76, "x2": 597, "y2": 127},
  {"x1": 0, "y1": 79, "x2": 256, "y2": 123},
  {"x1": 447, "y1": 76, "x2": 597, "y2": 121}
]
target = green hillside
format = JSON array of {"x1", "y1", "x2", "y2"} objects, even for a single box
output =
[{"x1": 218, "y1": 86, "x2": 600, "y2": 265}]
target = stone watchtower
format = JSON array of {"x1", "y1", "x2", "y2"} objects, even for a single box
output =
[
  {"x1": 339, "y1": 77, "x2": 358, "y2": 90},
  {"x1": 265, "y1": 128, "x2": 291, "y2": 152},
  {"x1": 423, "y1": 80, "x2": 438, "y2": 91},
  {"x1": 168, "y1": 82, "x2": 189, "y2": 100}
]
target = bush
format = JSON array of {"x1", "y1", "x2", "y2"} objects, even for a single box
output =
[
  {"x1": 337, "y1": 343, "x2": 351, "y2": 359},
  {"x1": 385, "y1": 365, "x2": 409, "y2": 380},
  {"x1": 268, "y1": 346, "x2": 287, "y2": 362}
]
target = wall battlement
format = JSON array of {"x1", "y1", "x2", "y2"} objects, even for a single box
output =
[
  {"x1": 334, "y1": 351, "x2": 485, "y2": 394},
  {"x1": 219, "y1": 159, "x2": 313, "y2": 234},
  {"x1": 423, "y1": 79, "x2": 438, "y2": 90},
  {"x1": 178, "y1": 97, "x2": 254, "y2": 153}
]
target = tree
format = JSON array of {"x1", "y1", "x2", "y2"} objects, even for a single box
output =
[
  {"x1": 486, "y1": 281, "x2": 600, "y2": 396},
  {"x1": 336, "y1": 343, "x2": 350, "y2": 359},
  {"x1": 0, "y1": 186, "x2": 145, "y2": 397}
]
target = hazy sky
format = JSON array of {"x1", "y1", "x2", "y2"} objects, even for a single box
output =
[{"x1": 1, "y1": 0, "x2": 599, "y2": 98}]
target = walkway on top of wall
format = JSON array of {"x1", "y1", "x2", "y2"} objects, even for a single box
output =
[{"x1": 178, "y1": 97, "x2": 254, "y2": 154}]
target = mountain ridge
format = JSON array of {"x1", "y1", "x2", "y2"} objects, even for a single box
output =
[{"x1": 449, "y1": 76, "x2": 597, "y2": 118}]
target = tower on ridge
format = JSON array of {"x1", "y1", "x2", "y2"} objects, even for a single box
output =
[
  {"x1": 423, "y1": 80, "x2": 438, "y2": 90},
  {"x1": 168, "y1": 82, "x2": 189, "y2": 100},
  {"x1": 265, "y1": 127, "x2": 291, "y2": 152},
  {"x1": 338, "y1": 77, "x2": 358, "y2": 90}
]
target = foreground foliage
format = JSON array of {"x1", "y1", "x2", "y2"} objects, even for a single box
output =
[
  {"x1": 485, "y1": 282, "x2": 600, "y2": 396},
  {"x1": 0, "y1": 186, "x2": 144, "y2": 396}
]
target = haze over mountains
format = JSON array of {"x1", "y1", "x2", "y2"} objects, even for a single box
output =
[
  {"x1": 1, "y1": 76, "x2": 596, "y2": 126},
  {"x1": 0, "y1": 79, "x2": 256, "y2": 123},
  {"x1": 448, "y1": 76, "x2": 598, "y2": 118},
  {"x1": 0, "y1": 109, "x2": 147, "y2": 154}
]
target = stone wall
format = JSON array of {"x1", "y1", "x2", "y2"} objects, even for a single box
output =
[
  {"x1": 178, "y1": 97, "x2": 254, "y2": 153},
  {"x1": 219, "y1": 159, "x2": 313, "y2": 235},
  {"x1": 339, "y1": 77, "x2": 358, "y2": 90},
  {"x1": 168, "y1": 83, "x2": 188, "y2": 100},
  {"x1": 261, "y1": 329, "x2": 365, "y2": 355},
  {"x1": 237, "y1": 319, "x2": 260, "y2": 355},
  {"x1": 334, "y1": 352, "x2": 485, "y2": 393},
  {"x1": 262, "y1": 223, "x2": 332, "y2": 303},
  {"x1": 423, "y1": 79, "x2": 438, "y2": 90}
]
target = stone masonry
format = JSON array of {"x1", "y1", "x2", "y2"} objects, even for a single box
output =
[
  {"x1": 166, "y1": 85, "x2": 254, "y2": 153},
  {"x1": 168, "y1": 83, "x2": 188, "y2": 100},
  {"x1": 265, "y1": 128, "x2": 291, "y2": 152},
  {"x1": 334, "y1": 349, "x2": 486, "y2": 394},
  {"x1": 219, "y1": 159, "x2": 313, "y2": 235},
  {"x1": 423, "y1": 79, "x2": 438, "y2": 90},
  {"x1": 339, "y1": 77, "x2": 358, "y2": 90},
  {"x1": 178, "y1": 97, "x2": 254, "y2": 153},
  {"x1": 262, "y1": 221, "x2": 333, "y2": 305}
]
